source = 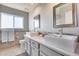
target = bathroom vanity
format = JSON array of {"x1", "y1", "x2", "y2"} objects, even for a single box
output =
[
  {"x1": 24, "y1": 32, "x2": 79, "y2": 56},
  {"x1": 23, "y1": 3, "x2": 79, "y2": 56}
]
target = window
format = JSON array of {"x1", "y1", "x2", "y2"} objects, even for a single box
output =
[
  {"x1": 0, "y1": 13, "x2": 24, "y2": 29},
  {"x1": 14, "y1": 16, "x2": 24, "y2": 28},
  {"x1": 1, "y1": 13, "x2": 13, "y2": 28}
]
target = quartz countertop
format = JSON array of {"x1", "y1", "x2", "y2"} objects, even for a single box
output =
[{"x1": 24, "y1": 34, "x2": 79, "y2": 56}]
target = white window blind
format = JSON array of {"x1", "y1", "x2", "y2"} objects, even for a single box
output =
[
  {"x1": 14, "y1": 16, "x2": 24, "y2": 28},
  {"x1": 1, "y1": 13, "x2": 13, "y2": 28},
  {"x1": 1, "y1": 13, "x2": 24, "y2": 29}
]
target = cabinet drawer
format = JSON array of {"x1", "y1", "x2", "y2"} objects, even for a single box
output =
[
  {"x1": 31, "y1": 47, "x2": 39, "y2": 56},
  {"x1": 31, "y1": 40, "x2": 39, "y2": 48},
  {"x1": 40, "y1": 44, "x2": 62, "y2": 56}
]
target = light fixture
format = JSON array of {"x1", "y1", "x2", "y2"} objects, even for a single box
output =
[{"x1": 24, "y1": 8, "x2": 29, "y2": 12}]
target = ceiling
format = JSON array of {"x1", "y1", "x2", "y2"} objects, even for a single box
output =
[{"x1": 0, "y1": 3, "x2": 38, "y2": 12}]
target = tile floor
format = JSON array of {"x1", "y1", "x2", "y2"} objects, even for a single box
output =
[{"x1": 0, "y1": 45, "x2": 26, "y2": 56}]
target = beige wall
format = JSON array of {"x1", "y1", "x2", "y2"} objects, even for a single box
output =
[{"x1": 29, "y1": 3, "x2": 79, "y2": 35}]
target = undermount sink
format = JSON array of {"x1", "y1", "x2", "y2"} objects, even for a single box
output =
[{"x1": 44, "y1": 34, "x2": 78, "y2": 53}]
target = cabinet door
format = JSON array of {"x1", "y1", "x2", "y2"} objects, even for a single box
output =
[
  {"x1": 40, "y1": 51, "x2": 47, "y2": 56},
  {"x1": 31, "y1": 40, "x2": 39, "y2": 48},
  {"x1": 25, "y1": 42, "x2": 31, "y2": 55},
  {"x1": 24, "y1": 37, "x2": 31, "y2": 55},
  {"x1": 31, "y1": 47, "x2": 39, "y2": 56},
  {"x1": 25, "y1": 42, "x2": 28, "y2": 51},
  {"x1": 27, "y1": 43, "x2": 31, "y2": 55},
  {"x1": 40, "y1": 44, "x2": 63, "y2": 56}
]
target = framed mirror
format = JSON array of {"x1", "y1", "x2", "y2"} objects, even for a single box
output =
[
  {"x1": 53, "y1": 3, "x2": 77, "y2": 28},
  {"x1": 33, "y1": 15, "x2": 40, "y2": 31}
]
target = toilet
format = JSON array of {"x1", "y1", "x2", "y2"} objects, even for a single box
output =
[{"x1": 19, "y1": 40, "x2": 25, "y2": 51}]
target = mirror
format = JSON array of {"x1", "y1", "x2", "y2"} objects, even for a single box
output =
[
  {"x1": 33, "y1": 15, "x2": 40, "y2": 32},
  {"x1": 53, "y1": 3, "x2": 77, "y2": 28}
]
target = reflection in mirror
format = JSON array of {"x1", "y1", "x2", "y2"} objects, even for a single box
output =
[
  {"x1": 56, "y1": 4, "x2": 73, "y2": 25},
  {"x1": 53, "y1": 3, "x2": 77, "y2": 28},
  {"x1": 33, "y1": 15, "x2": 40, "y2": 32}
]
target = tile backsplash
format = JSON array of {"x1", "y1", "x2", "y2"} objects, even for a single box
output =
[
  {"x1": 51, "y1": 27, "x2": 79, "y2": 36},
  {"x1": 62, "y1": 27, "x2": 79, "y2": 35}
]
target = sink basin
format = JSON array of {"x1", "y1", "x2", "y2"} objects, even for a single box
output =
[
  {"x1": 26, "y1": 32, "x2": 40, "y2": 37},
  {"x1": 44, "y1": 34, "x2": 78, "y2": 53},
  {"x1": 30, "y1": 32, "x2": 39, "y2": 36}
]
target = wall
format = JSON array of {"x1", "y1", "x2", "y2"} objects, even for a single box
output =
[
  {"x1": 29, "y1": 3, "x2": 56, "y2": 32},
  {"x1": 29, "y1": 3, "x2": 79, "y2": 35}
]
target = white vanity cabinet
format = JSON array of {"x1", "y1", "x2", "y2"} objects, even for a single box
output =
[
  {"x1": 31, "y1": 40, "x2": 39, "y2": 48},
  {"x1": 40, "y1": 44, "x2": 63, "y2": 56},
  {"x1": 30, "y1": 40, "x2": 40, "y2": 56},
  {"x1": 25, "y1": 37, "x2": 31, "y2": 55},
  {"x1": 25, "y1": 37, "x2": 40, "y2": 56},
  {"x1": 31, "y1": 47, "x2": 39, "y2": 56},
  {"x1": 24, "y1": 36, "x2": 65, "y2": 56}
]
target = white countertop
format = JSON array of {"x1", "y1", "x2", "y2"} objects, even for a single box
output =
[{"x1": 25, "y1": 34, "x2": 79, "y2": 56}]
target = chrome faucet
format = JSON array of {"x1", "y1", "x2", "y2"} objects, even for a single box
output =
[{"x1": 58, "y1": 28, "x2": 63, "y2": 37}]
